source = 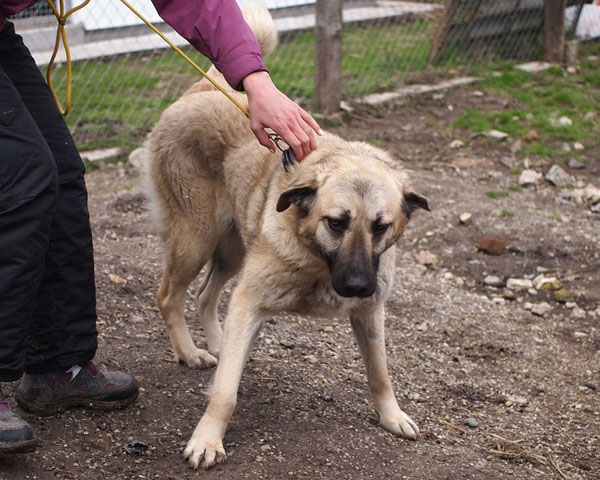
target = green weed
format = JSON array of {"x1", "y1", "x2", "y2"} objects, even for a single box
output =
[{"x1": 485, "y1": 189, "x2": 510, "y2": 199}]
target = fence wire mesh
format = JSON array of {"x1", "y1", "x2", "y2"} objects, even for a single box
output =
[{"x1": 9, "y1": 0, "x2": 597, "y2": 152}]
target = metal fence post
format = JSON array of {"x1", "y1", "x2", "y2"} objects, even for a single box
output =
[
  {"x1": 544, "y1": 0, "x2": 566, "y2": 63},
  {"x1": 315, "y1": 0, "x2": 342, "y2": 115}
]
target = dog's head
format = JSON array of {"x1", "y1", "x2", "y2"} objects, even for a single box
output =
[{"x1": 276, "y1": 136, "x2": 429, "y2": 298}]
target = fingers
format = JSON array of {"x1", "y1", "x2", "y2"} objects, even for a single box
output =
[
  {"x1": 251, "y1": 123, "x2": 276, "y2": 153},
  {"x1": 300, "y1": 108, "x2": 322, "y2": 137}
]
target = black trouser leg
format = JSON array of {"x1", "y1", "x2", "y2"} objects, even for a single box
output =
[{"x1": 0, "y1": 22, "x2": 97, "y2": 379}]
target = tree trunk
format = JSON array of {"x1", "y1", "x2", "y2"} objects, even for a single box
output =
[
  {"x1": 544, "y1": 0, "x2": 566, "y2": 63},
  {"x1": 315, "y1": 0, "x2": 342, "y2": 115}
]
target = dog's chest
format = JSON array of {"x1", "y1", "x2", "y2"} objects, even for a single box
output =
[{"x1": 275, "y1": 279, "x2": 366, "y2": 317}]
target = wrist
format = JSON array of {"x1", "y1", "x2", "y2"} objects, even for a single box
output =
[{"x1": 242, "y1": 71, "x2": 274, "y2": 95}]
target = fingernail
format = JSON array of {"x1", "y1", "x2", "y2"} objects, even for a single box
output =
[
  {"x1": 318, "y1": 129, "x2": 323, "y2": 136},
  {"x1": 269, "y1": 148, "x2": 275, "y2": 153}
]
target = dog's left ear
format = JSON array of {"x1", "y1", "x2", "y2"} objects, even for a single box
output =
[
  {"x1": 276, "y1": 186, "x2": 317, "y2": 213},
  {"x1": 403, "y1": 190, "x2": 430, "y2": 218}
]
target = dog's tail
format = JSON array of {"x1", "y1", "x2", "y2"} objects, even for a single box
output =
[{"x1": 242, "y1": 3, "x2": 278, "y2": 58}]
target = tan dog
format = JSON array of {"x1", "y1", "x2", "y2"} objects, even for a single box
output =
[{"x1": 145, "y1": 4, "x2": 429, "y2": 469}]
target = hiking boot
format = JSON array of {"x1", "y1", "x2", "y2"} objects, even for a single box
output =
[
  {"x1": 0, "y1": 385, "x2": 37, "y2": 453},
  {"x1": 15, "y1": 361, "x2": 139, "y2": 416}
]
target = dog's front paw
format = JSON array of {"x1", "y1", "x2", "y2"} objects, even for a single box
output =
[
  {"x1": 379, "y1": 409, "x2": 420, "y2": 440},
  {"x1": 176, "y1": 347, "x2": 218, "y2": 369},
  {"x1": 183, "y1": 428, "x2": 227, "y2": 469}
]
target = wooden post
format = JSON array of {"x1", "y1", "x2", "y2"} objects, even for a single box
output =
[
  {"x1": 544, "y1": 0, "x2": 567, "y2": 63},
  {"x1": 315, "y1": 0, "x2": 342, "y2": 115}
]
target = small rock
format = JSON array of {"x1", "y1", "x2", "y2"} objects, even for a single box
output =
[
  {"x1": 533, "y1": 275, "x2": 562, "y2": 291},
  {"x1": 471, "y1": 90, "x2": 484, "y2": 97},
  {"x1": 484, "y1": 275, "x2": 503, "y2": 287},
  {"x1": 545, "y1": 165, "x2": 574, "y2": 187},
  {"x1": 339, "y1": 101, "x2": 354, "y2": 113},
  {"x1": 592, "y1": 203, "x2": 600, "y2": 213},
  {"x1": 449, "y1": 139, "x2": 465, "y2": 149},
  {"x1": 573, "y1": 331, "x2": 587, "y2": 339},
  {"x1": 464, "y1": 417, "x2": 478, "y2": 428},
  {"x1": 305, "y1": 355, "x2": 318, "y2": 364},
  {"x1": 561, "y1": 142, "x2": 571, "y2": 152},
  {"x1": 108, "y1": 273, "x2": 127, "y2": 284},
  {"x1": 549, "y1": 115, "x2": 572, "y2": 127},
  {"x1": 531, "y1": 302, "x2": 552, "y2": 317},
  {"x1": 485, "y1": 129, "x2": 509, "y2": 140},
  {"x1": 567, "y1": 158, "x2": 586, "y2": 169},
  {"x1": 510, "y1": 140, "x2": 522, "y2": 153},
  {"x1": 501, "y1": 289, "x2": 516, "y2": 300},
  {"x1": 415, "y1": 264, "x2": 428, "y2": 275},
  {"x1": 583, "y1": 111, "x2": 596, "y2": 121},
  {"x1": 401, "y1": 123, "x2": 413, "y2": 132},
  {"x1": 500, "y1": 156, "x2": 514, "y2": 168},
  {"x1": 506, "y1": 278, "x2": 533, "y2": 291},
  {"x1": 407, "y1": 392, "x2": 420, "y2": 402},
  {"x1": 124, "y1": 442, "x2": 148, "y2": 457},
  {"x1": 506, "y1": 394, "x2": 528, "y2": 407},
  {"x1": 559, "y1": 189, "x2": 574, "y2": 201},
  {"x1": 459, "y1": 212, "x2": 472, "y2": 224},
  {"x1": 519, "y1": 169, "x2": 542, "y2": 187},
  {"x1": 565, "y1": 302, "x2": 577, "y2": 309},
  {"x1": 129, "y1": 314, "x2": 144, "y2": 324},
  {"x1": 573, "y1": 142, "x2": 584, "y2": 151},
  {"x1": 416, "y1": 250, "x2": 438, "y2": 267},
  {"x1": 554, "y1": 289, "x2": 575, "y2": 303},
  {"x1": 521, "y1": 130, "x2": 539, "y2": 142},
  {"x1": 571, "y1": 308, "x2": 586, "y2": 320},
  {"x1": 432, "y1": 93, "x2": 444, "y2": 100},
  {"x1": 584, "y1": 184, "x2": 600, "y2": 204},
  {"x1": 475, "y1": 236, "x2": 506, "y2": 255},
  {"x1": 322, "y1": 326, "x2": 334, "y2": 333},
  {"x1": 524, "y1": 302, "x2": 534, "y2": 310}
]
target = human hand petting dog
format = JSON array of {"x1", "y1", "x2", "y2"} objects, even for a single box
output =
[{"x1": 243, "y1": 71, "x2": 322, "y2": 161}]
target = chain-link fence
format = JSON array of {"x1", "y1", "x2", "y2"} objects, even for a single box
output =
[{"x1": 9, "y1": 0, "x2": 598, "y2": 151}]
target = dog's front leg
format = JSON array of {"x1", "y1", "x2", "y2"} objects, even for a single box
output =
[
  {"x1": 184, "y1": 284, "x2": 262, "y2": 469},
  {"x1": 350, "y1": 306, "x2": 419, "y2": 439}
]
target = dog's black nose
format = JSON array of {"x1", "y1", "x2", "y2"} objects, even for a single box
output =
[{"x1": 339, "y1": 272, "x2": 376, "y2": 298}]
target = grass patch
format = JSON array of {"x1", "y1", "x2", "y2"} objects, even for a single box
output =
[
  {"x1": 453, "y1": 63, "x2": 600, "y2": 158},
  {"x1": 508, "y1": 184, "x2": 522, "y2": 192},
  {"x1": 485, "y1": 189, "x2": 510, "y2": 199},
  {"x1": 500, "y1": 209, "x2": 515, "y2": 218}
]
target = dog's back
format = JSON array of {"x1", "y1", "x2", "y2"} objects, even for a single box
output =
[{"x1": 145, "y1": 3, "x2": 278, "y2": 238}]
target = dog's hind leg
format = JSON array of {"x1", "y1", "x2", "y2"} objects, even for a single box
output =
[
  {"x1": 196, "y1": 224, "x2": 245, "y2": 357},
  {"x1": 158, "y1": 223, "x2": 219, "y2": 369},
  {"x1": 350, "y1": 305, "x2": 420, "y2": 440}
]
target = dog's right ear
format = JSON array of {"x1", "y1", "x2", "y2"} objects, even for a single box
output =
[{"x1": 276, "y1": 186, "x2": 317, "y2": 213}]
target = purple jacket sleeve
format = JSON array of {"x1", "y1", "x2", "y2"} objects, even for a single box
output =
[{"x1": 151, "y1": 0, "x2": 268, "y2": 91}]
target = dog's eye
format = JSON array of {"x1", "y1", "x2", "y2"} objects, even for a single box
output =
[
  {"x1": 327, "y1": 217, "x2": 348, "y2": 233},
  {"x1": 372, "y1": 222, "x2": 390, "y2": 236}
]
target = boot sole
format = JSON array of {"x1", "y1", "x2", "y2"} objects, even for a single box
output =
[
  {"x1": 0, "y1": 438, "x2": 38, "y2": 454},
  {"x1": 16, "y1": 392, "x2": 138, "y2": 417}
]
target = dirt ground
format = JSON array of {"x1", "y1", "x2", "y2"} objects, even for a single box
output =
[{"x1": 1, "y1": 85, "x2": 599, "y2": 480}]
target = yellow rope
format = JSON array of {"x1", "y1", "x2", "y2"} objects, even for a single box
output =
[
  {"x1": 45, "y1": 0, "x2": 91, "y2": 115},
  {"x1": 119, "y1": 0, "x2": 250, "y2": 117},
  {"x1": 45, "y1": 0, "x2": 250, "y2": 118}
]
